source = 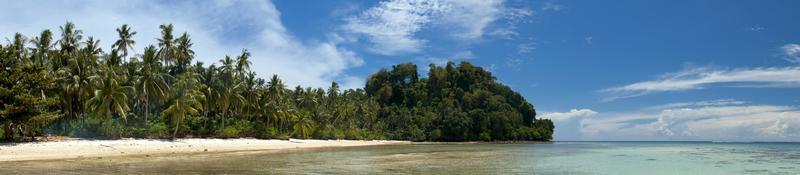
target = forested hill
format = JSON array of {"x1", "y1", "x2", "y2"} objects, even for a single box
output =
[
  {"x1": 0, "y1": 22, "x2": 553, "y2": 142},
  {"x1": 366, "y1": 62, "x2": 553, "y2": 141}
]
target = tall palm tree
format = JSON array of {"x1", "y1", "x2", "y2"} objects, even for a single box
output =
[
  {"x1": 198, "y1": 64, "x2": 219, "y2": 129},
  {"x1": 58, "y1": 22, "x2": 83, "y2": 57},
  {"x1": 83, "y1": 37, "x2": 102, "y2": 56},
  {"x1": 30, "y1": 30, "x2": 53, "y2": 67},
  {"x1": 235, "y1": 49, "x2": 251, "y2": 76},
  {"x1": 58, "y1": 22, "x2": 82, "y2": 66},
  {"x1": 217, "y1": 55, "x2": 244, "y2": 128},
  {"x1": 174, "y1": 32, "x2": 194, "y2": 74},
  {"x1": 241, "y1": 72, "x2": 261, "y2": 120},
  {"x1": 7, "y1": 33, "x2": 27, "y2": 62},
  {"x1": 86, "y1": 66, "x2": 134, "y2": 121},
  {"x1": 112, "y1": 24, "x2": 136, "y2": 63},
  {"x1": 162, "y1": 71, "x2": 204, "y2": 140},
  {"x1": 264, "y1": 75, "x2": 290, "y2": 130},
  {"x1": 136, "y1": 45, "x2": 170, "y2": 126},
  {"x1": 55, "y1": 28, "x2": 95, "y2": 123},
  {"x1": 157, "y1": 24, "x2": 175, "y2": 68}
]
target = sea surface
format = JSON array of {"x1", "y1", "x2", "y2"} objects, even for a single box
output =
[{"x1": 2, "y1": 141, "x2": 799, "y2": 174}]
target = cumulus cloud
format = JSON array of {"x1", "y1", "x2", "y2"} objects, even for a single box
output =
[
  {"x1": 541, "y1": 109, "x2": 598, "y2": 121},
  {"x1": 343, "y1": 0, "x2": 530, "y2": 55},
  {"x1": 782, "y1": 43, "x2": 800, "y2": 64},
  {"x1": 577, "y1": 101, "x2": 800, "y2": 141},
  {"x1": 0, "y1": 0, "x2": 364, "y2": 89},
  {"x1": 602, "y1": 66, "x2": 800, "y2": 101}
]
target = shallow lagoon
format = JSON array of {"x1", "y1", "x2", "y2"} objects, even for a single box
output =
[{"x1": 2, "y1": 142, "x2": 799, "y2": 174}]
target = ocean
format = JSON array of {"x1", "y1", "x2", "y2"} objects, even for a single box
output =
[{"x1": 2, "y1": 141, "x2": 799, "y2": 174}]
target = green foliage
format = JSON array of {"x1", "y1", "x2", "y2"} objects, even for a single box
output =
[
  {"x1": 219, "y1": 127, "x2": 241, "y2": 138},
  {"x1": 146, "y1": 122, "x2": 171, "y2": 139},
  {"x1": 0, "y1": 22, "x2": 552, "y2": 142},
  {"x1": 365, "y1": 61, "x2": 551, "y2": 141}
]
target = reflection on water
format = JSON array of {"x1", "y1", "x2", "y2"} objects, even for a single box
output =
[{"x1": 2, "y1": 142, "x2": 800, "y2": 174}]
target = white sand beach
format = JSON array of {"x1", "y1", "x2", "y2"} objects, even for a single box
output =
[{"x1": 0, "y1": 138, "x2": 410, "y2": 162}]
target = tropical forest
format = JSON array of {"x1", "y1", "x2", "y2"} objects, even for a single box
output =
[{"x1": 0, "y1": 22, "x2": 553, "y2": 142}]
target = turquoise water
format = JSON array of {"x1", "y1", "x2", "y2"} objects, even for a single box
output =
[{"x1": 2, "y1": 142, "x2": 799, "y2": 174}]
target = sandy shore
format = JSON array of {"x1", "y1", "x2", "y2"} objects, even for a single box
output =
[{"x1": 0, "y1": 138, "x2": 410, "y2": 162}]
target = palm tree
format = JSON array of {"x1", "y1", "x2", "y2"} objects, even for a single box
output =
[
  {"x1": 55, "y1": 29, "x2": 95, "y2": 124},
  {"x1": 157, "y1": 24, "x2": 175, "y2": 68},
  {"x1": 264, "y1": 75, "x2": 292, "y2": 130},
  {"x1": 241, "y1": 72, "x2": 261, "y2": 121},
  {"x1": 235, "y1": 49, "x2": 251, "y2": 76},
  {"x1": 58, "y1": 22, "x2": 82, "y2": 57},
  {"x1": 217, "y1": 55, "x2": 244, "y2": 128},
  {"x1": 83, "y1": 37, "x2": 102, "y2": 56},
  {"x1": 106, "y1": 50, "x2": 122, "y2": 67},
  {"x1": 198, "y1": 64, "x2": 219, "y2": 129},
  {"x1": 112, "y1": 24, "x2": 136, "y2": 63},
  {"x1": 8, "y1": 33, "x2": 27, "y2": 62},
  {"x1": 162, "y1": 71, "x2": 204, "y2": 140},
  {"x1": 174, "y1": 32, "x2": 194, "y2": 74},
  {"x1": 293, "y1": 111, "x2": 315, "y2": 139},
  {"x1": 136, "y1": 45, "x2": 171, "y2": 126},
  {"x1": 30, "y1": 30, "x2": 53, "y2": 67},
  {"x1": 85, "y1": 66, "x2": 134, "y2": 121}
]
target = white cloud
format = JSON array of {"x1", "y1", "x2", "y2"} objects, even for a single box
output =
[
  {"x1": 343, "y1": 0, "x2": 446, "y2": 55},
  {"x1": 343, "y1": 0, "x2": 529, "y2": 55},
  {"x1": 577, "y1": 102, "x2": 800, "y2": 141},
  {"x1": 452, "y1": 50, "x2": 476, "y2": 60},
  {"x1": 417, "y1": 50, "x2": 476, "y2": 66},
  {"x1": 439, "y1": 0, "x2": 506, "y2": 40},
  {"x1": 541, "y1": 2, "x2": 564, "y2": 12},
  {"x1": 505, "y1": 57, "x2": 524, "y2": 71},
  {"x1": 647, "y1": 99, "x2": 747, "y2": 110},
  {"x1": 603, "y1": 66, "x2": 800, "y2": 101},
  {"x1": 782, "y1": 43, "x2": 800, "y2": 64},
  {"x1": 0, "y1": 0, "x2": 364, "y2": 89},
  {"x1": 541, "y1": 109, "x2": 598, "y2": 121},
  {"x1": 517, "y1": 42, "x2": 536, "y2": 54}
]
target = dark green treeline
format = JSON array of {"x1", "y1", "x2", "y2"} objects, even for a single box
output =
[{"x1": 0, "y1": 22, "x2": 553, "y2": 142}]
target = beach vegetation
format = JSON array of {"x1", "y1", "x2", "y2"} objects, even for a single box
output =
[{"x1": 0, "y1": 22, "x2": 553, "y2": 142}]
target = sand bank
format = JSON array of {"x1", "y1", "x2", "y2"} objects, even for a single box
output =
[{"x1": 0, "y1": 138, "x2": 410, "y2": 162}]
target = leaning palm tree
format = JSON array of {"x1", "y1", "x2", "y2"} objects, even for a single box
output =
[
  {"x1": 85, "y1": 66, "x2": 134, "y2": 121},
  {"x1": 162, "y1": 71, "x2": 204, "y2": 140},
  {"x1": 112, "y1": 24, "x2": 136, "y2": 63},
  {"x1": 136, "y1": 45, "x2": 171, "y2": 126}
]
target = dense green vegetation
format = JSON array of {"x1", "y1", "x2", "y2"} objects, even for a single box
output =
[{"x1": 0, "y1": 22, "x2": 553, "y2": 142}]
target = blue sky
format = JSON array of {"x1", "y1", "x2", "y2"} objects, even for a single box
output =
[{"x1": 2, "y1": 0, "x2": 800, "y2": 141}]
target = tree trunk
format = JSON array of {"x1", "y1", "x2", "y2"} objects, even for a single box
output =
[
  {"x1": 3, "y1": 123, "x2": 13, "y2": 141},
  {"x1": 172, "y1": 119, "x2": 180, "y2": 141},
  {"x1": 144, "y1": 99, "x2": 149, "y2": 127}
]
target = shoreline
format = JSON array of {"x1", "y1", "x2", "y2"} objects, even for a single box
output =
[{"x1": 0, "y1": 138, "x2": 411, "y2": 162}]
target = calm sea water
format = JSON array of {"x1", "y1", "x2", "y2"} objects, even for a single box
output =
[{"x1": 2, "y1": 142, "x2": 799, "y2": 174}]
